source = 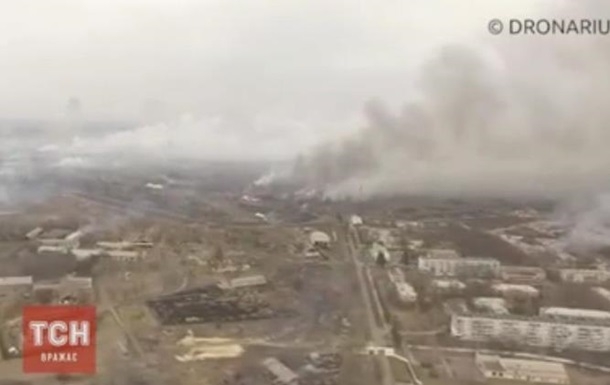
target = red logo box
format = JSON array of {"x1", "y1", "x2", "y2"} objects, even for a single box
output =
[{"x1": 22, "y1": 306, "x2": 96, "y2": 374}]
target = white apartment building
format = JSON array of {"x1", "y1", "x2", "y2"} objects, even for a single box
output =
[
  {"x1": 418, "y1": 256, "x2": 500, "y2": 278},
  {"x1": 451, "y1": 312, "x2": 610, "y2": 352},
  {"x1": 558, "y1": 268, "x2": 610, "y2": 284}
]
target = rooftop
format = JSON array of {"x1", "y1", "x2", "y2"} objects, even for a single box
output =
[
  {"x1": 0, "y1": 276, "x2": 33, "y2": 286},
  {"x1": 540, "y1": 307, "x2": 610, "y2": 321},
  {"x1": 39, "y1": 228, "x2": 73, "y2": 239},
  {"x1": 476, "y1": 354, "x2": 569, "y2": 378},
  {"x1": 309, "y1": 231, "x2": 331, "y2": 244},
  {"x1": 37, "y1": 245, "x2": 68, "y2": 253},
  {"x1": 64, "y1": 275, "x2": 93, "y2": 288},
  {"x1": 65, "y1": 230, "x2": 83, "y2": 241},
  {"x1": 219, "y1": 275, "x2": 267, "y2": 290},
  {"x1": 421, "y1": 254, "x2": 499, "y2": 264},
  {"x1": 559, "y1": 267, "x2": 609, "y2": 274},
  {"x1": 473, "y1": 297, "x2": 509, "y2": 315},
  {"x1": 427, "y1": 249, "x2": 459, "y2": 259},
  {"x1": 261, "y1": 357, "x2": 298, "y2": 383},
  {"x1": 395, "y1": 282, "x2": 417, "y2": 297},
  {"x1": 71, "y1": 249, "x2": 102, "y2": 260},
  {"x1": 106, "y1": 250, "x2": 141, "y2": 258},
  {"x1": 500, "y1": 265, "x2": 545, "y2": 273},
  {"x1": 492, "y1": 283, "x2": 539, "y2": 295},
  {"x1": 433, "y1": 279, "x2": 466, "y2": 289},
  {"x1": 370, "y1": 242, "x2": 390, "y2": 259},
  {"x1": 454, "y1": 308, "x2": 610, "y2": 328}
]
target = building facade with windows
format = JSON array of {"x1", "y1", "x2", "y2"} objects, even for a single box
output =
[
  {"x1": 451, "y1": 312, "x2": 610, "y2": 352},
  {"x1": 558, "y1": 268, "x2": 610, "y2": 284},
  {"x1": 418, "y1": 256, "x2": 500, "y2": 277}
]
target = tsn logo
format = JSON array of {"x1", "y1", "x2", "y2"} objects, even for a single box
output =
[{"x1": 22, "y1": 306, "x2": 96, "y2": 374}]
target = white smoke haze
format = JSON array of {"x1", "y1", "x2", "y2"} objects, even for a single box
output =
[
  {"x1": 557, "y1": 194, "x2": 610, "y2": 252},
  {"x1": 62, "y1": 114, "x2": 352, "y2": 163},
  {"x1": 3, "y1": 0, "x2": 610, "y2": 253},
  {"x1": 295, "y1": 0, "x2": 610, "y2": 200}
]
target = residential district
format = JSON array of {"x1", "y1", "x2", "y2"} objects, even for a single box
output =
[{"x1": 0, "y1": 166, "x2": 609, "y2": 385}]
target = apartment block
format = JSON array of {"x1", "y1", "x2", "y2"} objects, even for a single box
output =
[
  {"x1": 558, "y1": 269, "x2": 610, "y2": 284},
  {"x1": 451, "y1": 312, "x2": 610, "y2": 352},
  {"x1": 418, "y1": 256, "x2": 500, "y2": 278}
]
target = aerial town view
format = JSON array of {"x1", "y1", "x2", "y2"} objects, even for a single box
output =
[
  {"x1": 1, "y1": 0, "x2": 610, "y2": 385},
  {"x1": 1, "y1": 160, "x2": 610, "y2": 385}
]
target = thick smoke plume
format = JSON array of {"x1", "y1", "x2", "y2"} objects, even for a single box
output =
[{"x1": 296, "y1": 0, "x2": 610, "y2": 200}]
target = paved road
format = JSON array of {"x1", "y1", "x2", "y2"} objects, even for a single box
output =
[{"x1": 340, "y1": 222, "x2": 394, "y2": 385}]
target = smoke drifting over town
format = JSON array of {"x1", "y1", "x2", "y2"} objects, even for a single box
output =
[
  {"x1": 2, "y1": 1, "x2": 610, "y2": 230},
  {"x1": 295, "y1": 0, "x2": 610, "y2": 200}
]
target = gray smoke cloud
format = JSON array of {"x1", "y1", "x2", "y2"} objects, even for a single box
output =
[{"x1": 295, "y1": 0, "x2": 610, "y2": 200}]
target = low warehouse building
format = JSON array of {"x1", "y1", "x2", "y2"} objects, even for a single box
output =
[
  {"x1": 106, "y1": 250, "x2": 144, "y2": 262},
  {"x1": 261, "y1": 357, "x2": 299, "y2": 385},
  {"x1": 475, "y1": 353, "x2": 570, "y2": 384},
  {"x1": 492, "y1": 283, "x2": 539, "y2": 298},
  {"x1": 34, "y1": 275, "x2": 94, "y2": 303},
  {"x1": 37, "y1": 245, "x2": 69, "y2": 254},
  {"x1": 218, "y1": 275, "x2": 267, "y2": 290},
  {"x1": 472, "y1": 297, "x2": 509, "y2": 315},
  {"x1": 71, "y1": 248, "x2": 102, "y2": 261},
  {"x1": 25, "y1": 227, "x2": 43, "y2": 240},
  {"x1": 309, "y1": 231, "x2": 331, "y2": 249},
  {"x1": 540, "y1": 307, "x2": 610, "y2": 322},
  {"x1": 0, "y1": 276, "x2": 33, "y2": 298},
  {"x1": 432, "y1": 279, "x2": 466, "y2": 293}
]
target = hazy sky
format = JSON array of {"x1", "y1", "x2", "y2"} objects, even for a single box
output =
[{"x1": 0, "y1": 0, "x2": 547, "y2": 123}]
